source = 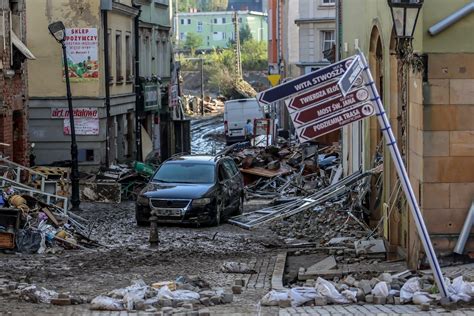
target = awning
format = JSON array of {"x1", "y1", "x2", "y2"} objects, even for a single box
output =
[{"x1": 11, "y1": 31, "x2": 36, "y2": 60}]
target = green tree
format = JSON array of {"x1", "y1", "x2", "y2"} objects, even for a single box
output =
[
  {"x1": 241, "y1": 39, "x2": 267, "y2": 71},
  {"x1": 239, "y1": 24, "x2": 253, "y2": 43},
  {"x1": 184, "y1": 32, "x2": 204, "y2": 56},
  {"x1": 199, "y1": 0, "x2": 228, "y2": 11}
]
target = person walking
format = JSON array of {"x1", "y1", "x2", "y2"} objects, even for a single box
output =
[{"x1": 245, "y1": 119, "x2": 254, "y2": 144}]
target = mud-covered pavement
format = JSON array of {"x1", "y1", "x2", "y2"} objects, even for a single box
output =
[
  {"x1": 191, "y1": 114, "x2": 225, "y2": 155},
  {"x1": 0, "y1": 201, "x2": 282, "y2": 315}
]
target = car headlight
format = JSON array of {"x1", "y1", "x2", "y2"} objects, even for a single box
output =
[
  {"x1": 192, "y1": 198, "x2": 211, "y2": 207},
  {"x1": 137, "y1": 195, "x2": 149, "y2": 205}
]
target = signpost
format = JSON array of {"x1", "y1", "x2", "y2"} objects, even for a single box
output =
[
  {"x1": 257, "y1": 56, "x2": 355, "y2": 105},
  {"x1": 255, "y1": 51, "x2": 449, "y2": 298}
]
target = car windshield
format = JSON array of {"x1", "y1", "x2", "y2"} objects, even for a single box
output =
[{"x1": 152, "y1": 162, "x2": 215, "y2": 184}]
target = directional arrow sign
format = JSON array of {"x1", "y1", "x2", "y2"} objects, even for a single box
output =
[
  {"x1": 256, "y1": 56, "x2": 355, "y2": 105},
  {"x1": 338, "y1": 55, "x2": 364, "y2": 97},
  {"x1": 291, "y1": 87, "x2": 370, "y2": 126},
  {"x1": 285, "y1": 76, "x2": 364, "y2": 113},
  {"x1": 297, "y1": 101, "x2": 376, "y2": 142}
]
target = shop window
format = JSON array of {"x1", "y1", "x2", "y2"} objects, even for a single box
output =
[{"x1": 78, "y1": 149, "x2": 94, "y2": 162}]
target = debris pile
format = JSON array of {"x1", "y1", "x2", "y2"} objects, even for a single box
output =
[
  {"x1": 182, "y1": 95, "x2": 225, "y2": 115},
  {"x1": 261, "y1": 273, "x2": 474, "y2": 309},
  {"x1": 0, "y1": 189, "x2": 97, "y2": 254},
  {"x1": 0, "y1": 278, "x2": 86, "y2": 306},
  {"x1": 227, "y1": 143, "x2": 341, "y2": 200},
  {"x1": 90, "y1": 277, "x2": 237, "y2": 313}
]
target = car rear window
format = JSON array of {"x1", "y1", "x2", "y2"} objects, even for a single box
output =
[{"x1": 153, "y1": 162, "x2": 215, "y2": 184}]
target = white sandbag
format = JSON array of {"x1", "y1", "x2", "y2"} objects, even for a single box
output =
[
  {"x1": 157, "y1": 285, "x2": 200, "y2": 301},
  {"x1": 261, "y1": 290, "x2": 289, "y2": 306},
  {"x1": 400, "y1": 277, "x2": 421, "y2": 303},
  {"x1": 90, "y1": 295, "x2": 124, "y2": 311},
  {"x1": 221, "y1": 262, "x2": 256, "y2": 274},
  {"x1": 371, "y1": 281, "x2": 389, "y2": 298},
  {"x1": 341, "y1": 289, "x2": 357, "y2": 303},
  {"x1": 315, "y1": 277, "x2": 350, "y2": 304},
  {"x1": 289, "y1": 287, "x2": 319, "y2": 307},
  {"x1": 412, "y1": 292, "x2": 433, "y2": 305},
  {"x1": 448, "y1": 276, "x2": 473, "y2": 303},
  {"x1": 19, "y1": 285, "x2": 58, "y2": 304}
]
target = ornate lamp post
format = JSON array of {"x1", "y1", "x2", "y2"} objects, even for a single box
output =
[
  {"x1": 48, "y1": 21, "x2": 81, "y2": 211},
  {"x1": 387, "y1": 0, "x2": 424, "y2": 164},
  {"x1": 387, "y1": 0, "x2": 424, "y2": 58}
]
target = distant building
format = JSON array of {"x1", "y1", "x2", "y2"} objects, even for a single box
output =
[
  {"x1": 176, "y1": 11, "x2": 267, "y2": 51},
  {"x1": 227, "y1": 0, "x2": 268, "y2": 12}
]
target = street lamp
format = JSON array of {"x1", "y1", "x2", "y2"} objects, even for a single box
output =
[
  {"x1": 48, "y1": 21, "x2": 81, "y2": 211},
  {"x1": 387, "y1": 0, "x2": 424, "y2": 57}
]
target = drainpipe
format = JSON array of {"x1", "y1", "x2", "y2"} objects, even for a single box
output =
[
  {"x1": 428, "y1": 2, "x2": 474, "y2": 36},
  {"x1": 102, "y1": 9, "x2": 111, "y2": 167},
  {"x1": 133, "y1": 3, "x2": 143, "y2": 161}
]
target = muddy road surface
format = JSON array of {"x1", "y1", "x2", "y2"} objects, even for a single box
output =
[
  {"x1": 0, "y1": 201, "x2": 282, "y2": 315},
  {"x1": 191, "y1": 115, "x2": 226, "y2": 155}
]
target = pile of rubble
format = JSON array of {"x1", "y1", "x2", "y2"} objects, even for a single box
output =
[
  {"x1": 182, "y1": 95, "x2": 225, "y2": 115},
  {"x1": 0, "y1": 189, "x2": 97, "y2": 254},
  {"x1": 227, "y1": 143, "x2": 341, "y2": 200},
  {"x1": 262, "y1": 271, "x2": 474, "y2": 310},
  {"x1": 89, "y1": 276, "x2": 238, "y2": 314}
]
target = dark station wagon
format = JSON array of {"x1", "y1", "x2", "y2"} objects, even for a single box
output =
[{"x1": 135, "y1": 155, "x2": 244, "y2": 226}]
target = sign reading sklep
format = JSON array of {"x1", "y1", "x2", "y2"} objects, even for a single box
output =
[{"x1": 64, "y1": 28, "x2": 99, "y2": 82}]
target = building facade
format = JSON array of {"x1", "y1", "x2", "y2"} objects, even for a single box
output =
[
  {"x1": 176, "y1": 11, "x2": 267, "y2": 51},
  {"x1": 26, "y1": 0, "x2": 139, "y2": 167},
  {"x1": 341, "y1": 0, "x2": 474, "y2": 267},
  {"x1": 0, "y1": 0, "x2": 35, "y2": 165},
  {"x1": 227, "y1": 0, "x2": 268, "y2": 12},
  {"x1": 136, "y1": 0, "x2": 173, "y2": 158}
]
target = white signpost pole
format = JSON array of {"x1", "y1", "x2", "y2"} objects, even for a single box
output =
[{"x1": 357, "y1": 50, "x2": 448, "y2": 298}]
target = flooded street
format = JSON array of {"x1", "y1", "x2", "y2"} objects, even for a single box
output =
[{"x1": 191, "y1": 114, "x2": 226, "y2": 155}]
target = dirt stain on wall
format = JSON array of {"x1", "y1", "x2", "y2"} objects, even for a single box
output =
[{"x1": 45, "y1": 0, "x2": 99, "y2": 26}]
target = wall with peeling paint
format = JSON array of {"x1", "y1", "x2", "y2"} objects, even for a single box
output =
[{"x1": 26, "y1": 0, "x2": 102, "y2": 97}]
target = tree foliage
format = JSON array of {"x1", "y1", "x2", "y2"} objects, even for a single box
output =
[
  {"x1": 239, "y1": 24, "x2": 253, "y2": 43},
  {"x1": 178, "y1": 0, "x2": 228, "y2": 12},
  {"x1": 184, "y1": 32, "x2": 204, "y2": 56},
  {"x1": 241, "y1": 39, "x2": 267, "y2": 70}
]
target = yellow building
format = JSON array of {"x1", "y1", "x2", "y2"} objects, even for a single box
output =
[
  {"x1": 27, "y1": 0, "x2": 139, "y2": 167},
  {"x1": 341, "y1": 0, "x2": 474, "y2": 267}
]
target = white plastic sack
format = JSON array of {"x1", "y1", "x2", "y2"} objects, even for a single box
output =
[
  {"x1": 157, "y1": 286, "x2": 200, "y2": 301},
  {"x1": 123, "y1": 280, "x2": 148, "y2": 311},
  {"x1": 371, "y1": 281, "x2": 389, "y2": 298},
  {"x1": 90, "y1": 295, "x2": 124, "y2": 311},
  {"x1": 261, "y1": 290, "x2": 289, "y2": 306},
  {"x1": 412, "y1": 292, "x2": 433, "y2": 305},
  {"x1": 448, "y1": 276, "x2": 473, "y2": 303},
  {"x1": 341, "y1": 289, "x2": 357, "y2": 303},
  {"x1": 221, "y1": 262, "x2": 256, "y2": 274},
  {"x1": 400, "y1": 277, "x2": 421, "y2": 303},
  {"x1": 19, "y1": 285, "x2": 58, "y2": 304},
  {"x1": 289, "y1": 287, "x2": 318, "y2": 307},
  {"x1": 315, "y1": 277, "x2": 350, "y2": 304}
]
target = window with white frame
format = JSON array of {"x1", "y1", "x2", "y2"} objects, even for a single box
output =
[
  {"x1": 321, "y1": 0, "x2": 335, "y2": 5},
  {"x1": 187, "y1": 19, "x2": 191, "y2": 24},
  {"x1": 197, "y1": 21, "x2": 203, "y2": 33},
  {"x1": 180, "y1": 18, "x2": 184, "y2": 25},
  {"x1": 321, "y1": 30, "x2": 335, "y2": 52},
  {"x1": 180, "y1": 32, "x2": 186, "y2": 40},
  {"x1": 212, "y1": 32, "x2": 224, "y2": 41}
]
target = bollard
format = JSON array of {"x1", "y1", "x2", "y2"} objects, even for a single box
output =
[{"x1": 149, "y1": 215, "x2": 159, "y2": 246}]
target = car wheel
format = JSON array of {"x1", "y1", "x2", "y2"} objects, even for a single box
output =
[
  {"x1": 210, "y1": 199, "x2": 223, "y2": 226},
  {"x1": 136, "y1": 220, "x2": 149, "y2": 227}
]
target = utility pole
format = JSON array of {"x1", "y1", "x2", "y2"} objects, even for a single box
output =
[
  {"x1": 102, "y1": 10, "x2": 111, "y2": 167},
  {"x1": 133, "y1": 3, "x2": 143, "y2": 161},
  {"x1": 200, "y1": 57, "x2": 204, "y2": 116},
  {"x1": 233, "y1": 11, "x2": 242, "y2": 81}
]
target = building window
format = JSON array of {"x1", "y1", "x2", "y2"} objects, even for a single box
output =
[
  {"x1": 125, "y1": 34, "x2": 132, "y2": 82},
  {"x1": 180, "y1": 18, "x2": 184, "y2": 25},
  {"x1": 222, "y1": 18, "x2": 226, "y2": 24},
  {"x1": 187, "y1": 19, "x2": 191, "y2": 24},
  {"x1": 116, "y1": 32, "x2": 123, "y2": 82},
  {"x1": 78, "y1": 149, "x2": 94, "y2": 162},
  {"x1": 213, "y1": 32, "x2": 224, "y2": 41},
  {"x1": 321, "y1": 0, "x2": 335, "y2": 5},
  {"x1": 107, "y1": 29, "x2": 113, "y2": 83},
  {"x1": 213, "y1": 18, "x2": 217, "y2": 24},
  {"x1": 321, "y1": 30, "x2": 335, "y2": 53},
  {"x1": 238, "y1": 17, "x2": 242, "y2": 23},
  {"x1": 197, "y1": 21, "x2": 203, "y2": 33}
]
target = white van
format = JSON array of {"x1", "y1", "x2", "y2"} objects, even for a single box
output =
[{"x1": 224, "y1": 98, "x2": 264, "y2": 145}]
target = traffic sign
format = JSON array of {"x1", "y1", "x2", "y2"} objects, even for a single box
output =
[
  {"x1": 296, "y1": 101, "x2": 375, "y2": 141},
  {"x1": 256, "y1": 56, "x2": 355, "y2": 105},
  {"x1": 291, "y1": 87, "x2": 369, "y2": 126},
  {"x1": 338, "y1": 55, "x2": 364, "y2": 97},
  {"x1": 285, "y1": 76, "x2": 364, "y2": 113},
  {"x1": 267, "y1": 74, "x2": 281, "y2": 87}
]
